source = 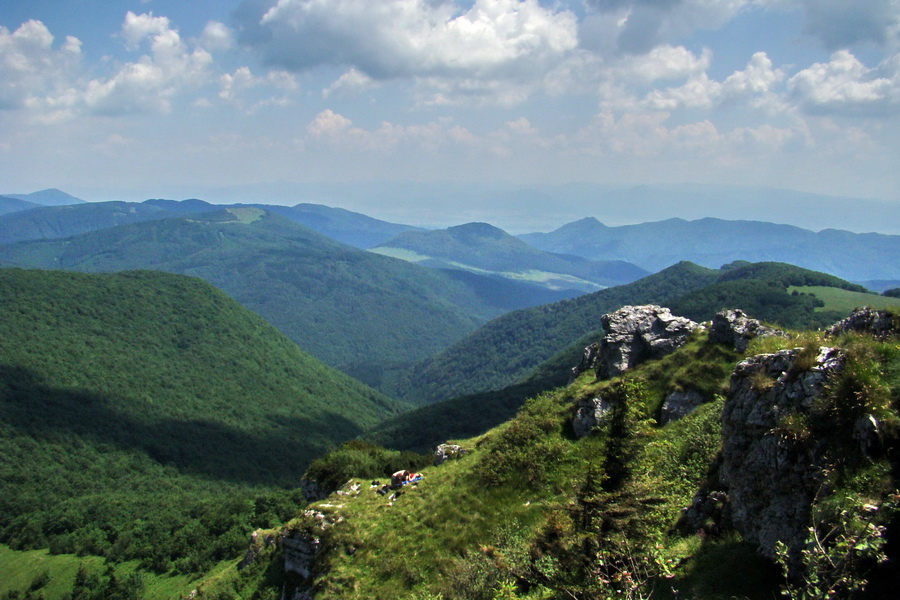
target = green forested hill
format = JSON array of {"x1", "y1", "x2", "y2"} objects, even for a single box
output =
[
  {"x1": 0, "y1": 268, "x2": 403, "y2": 577},
  {"x1": 0, "y1": 208, "x2": 516, "y2": 388},
  {"x1": 390, "y1": 261, "x2": 871, "y2": 407},
  {"x1": 0, "y1": 199, "x2": 215, "y2": 245},
  {"x1": 390, "y1": 261, "x2": 720, "y2": 404}
]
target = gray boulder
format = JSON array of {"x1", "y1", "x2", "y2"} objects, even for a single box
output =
[
  {"x1": 720, "y1": 346, "x2": 844, "y2": 558},
  {"x1": 827, "y1": 306, "x2": 898, "y2": 338},
  {"x1": 572, "y1": 395, "x2": 613, "y2": 438},
  {"x1": 596, "y1": 305, "x2": 700, "y2": 379},
  {"x1": 434, "y1": 443, "x2": 466, "y2": 466},
  {"x1": 709, "y1": 309, "x2": 784, "y2": 351},
  {"x1": 660, "y1": 389, "x2": 705, "y2": 424}
]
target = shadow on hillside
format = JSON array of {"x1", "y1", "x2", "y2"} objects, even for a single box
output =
[{"x1": 0, "y1": 364, "x2": 361, "y2": 486}]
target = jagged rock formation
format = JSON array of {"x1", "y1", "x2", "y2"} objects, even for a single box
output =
[
  {"x1": 827, "y1": 306, "x2": 898, "y2": 338},
  {"x1": 596, "y1": 305, "x2": 700, "y2": 379},
  {"x1": 719, "y1": 346, "x2": 845, "y2": 558},
  {"x1": 709, "y1": 309, "x2": 784, "y2": 351},
  {"x1": 572, "y1": 396, "x2": 613, "y2": 438},
  {"x1": 282, "y1": 508, "x2": 343, "y2": 599},
  {"x1": 570, "y1": 342, "x2": 600, "y2": 381},
  {"x1": 660, "y1": 390, "x2": 705, "y2": 425},
  {"x1": 434, "y1": 443, "x2": 466, "y2": 466}
]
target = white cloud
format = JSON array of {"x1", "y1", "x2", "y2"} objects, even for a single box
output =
[
  {"x1": 247, "y1": 0, "x2": 579, "y2": 104},
  {"x1": 788, "y1": 50, "x2": 900, "y2": 115},
  {"x1": 121, "y1": 11, "x2": 171, "y2": 50},
  {"x1": 84, "y1": 12, "x2": 214, "y2": 115},
  {"x1": 200, "y1": 21, "x2": 234, "y2": 51},
  {"x1": 323, "y1": 68, "x2": 376, "y2": 98},
  {"x1": 0, "y1": 20, "x2": 82, "y2": 113}
]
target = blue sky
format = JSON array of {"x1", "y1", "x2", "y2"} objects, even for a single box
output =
[{"x1": 2, "y1": 1, "x2": 899, "y2": 229}]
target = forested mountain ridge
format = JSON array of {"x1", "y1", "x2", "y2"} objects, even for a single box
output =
[
  {"x1": 372, "y1": 221, "x2": 648, "y2": 293},
  {"x1": 388, "y1": 260, "x2": 875, "y2": 407},
  {"x1": 0, "y1": 197, "x2": 415, "y2": 249},
  {"x1": 519, "y1": 216, "x2": 900, "y2": 282},
  {"x1": 0, "y1": 208, "x2": 518, "y2": 390},
  {"x1": 0, "y1": 267, "x2": 404, "y2": 581},
  {"x1": 388, "y1": 261, "x2": 720, "y2": 405}
]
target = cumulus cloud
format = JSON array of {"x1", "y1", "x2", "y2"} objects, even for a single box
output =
[
  {"x1": 241, "y1": 0, "x2": 578, "y2": 104},
  {"x1": 84, "y1": 12, "x2": 215, "y2": 115},
  {"x1": 0, "y1": 20, "x2": 82, "y2": 113},
  {"x1": 788, "y1": 50, "x2": 900, "y2": 115},
  {"x1": 218, "y1": 66, "x2": 298, "y2": 109},
  {"x1": 323, "y1": 68, "x2": 376, "y2": 98},
  {"x1": 200, "y1": 21, "x2": 235, "y2": 51}
]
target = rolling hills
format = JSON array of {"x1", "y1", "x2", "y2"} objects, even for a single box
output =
[
  {"x1": 0, "y1": 267, "x2": 404, "y2": 578},
  {"x1": 388, "y1": 261, "x2": 869, "y2": 407},
  {"x1": 519, "y1": 216, "x2": 900, "y2": 282},
  {"x1": 372, "y1": 222, "x2": 648, "y2": 293},
  {"x1": 0, "y1": 197, "x2": 416, "y2": 249},
  {"x1": 0, "y1": 208, "x2": 525, "y2": 389}
]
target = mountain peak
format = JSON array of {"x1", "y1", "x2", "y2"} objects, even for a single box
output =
[{"x1": 447, "y1": 222, "x2": 508, "y2": 240}]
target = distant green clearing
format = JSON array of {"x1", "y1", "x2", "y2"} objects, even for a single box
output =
[
  {"x1": 789, "y1": 285, "x2": 900, "y2": 313},
  {"x1": 0, "y1": 545, "x2": 197, "y2": 600},
  {"x1": 369, "y1": 247, "x2": 602, "y2": 290},
  {"x1": 368, "y1": 246, "x2": 432, "y2": 262}
]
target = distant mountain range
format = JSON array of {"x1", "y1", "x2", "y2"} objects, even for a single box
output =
[
  {"x1": 0, "y1": 197, "x2": 413, "y2": 249},
  {"x1": 372, "y1": 221, "x2": 648, "y2": 293},
  {"x1": 1, "y1": 188, "x2": 84, "y2": 208},
  {"x1": 520, "y1": 216, "x2": 900, "y2": 283}
]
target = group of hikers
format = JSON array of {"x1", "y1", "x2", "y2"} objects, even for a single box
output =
[{"x1": 375, "y1": 469, "x2": 423, "y2": 497}]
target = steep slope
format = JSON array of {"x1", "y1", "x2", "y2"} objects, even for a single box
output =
[
  {"x1": 0, "y1": 268, "x2": 403, "y2": 576},
  {"x1": 248, "y1": 321, "x2": 898, "y2": 600},
  {"x1": 520, "y1": 216, "x2": 900, "y2": 282},
  {"x1": 392, "y1": 261, "x2": 870, "y2": 407},
  {"x1": 391, "y1": 261, "x2": 719, "y2": 404},
  {"x1": 0, "y1": 209, "x2": 506, "y2": 386},
  {"x1": 373, "y1": 221, "x2": 648, "y2": 292}
]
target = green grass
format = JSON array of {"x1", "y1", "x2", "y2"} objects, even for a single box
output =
[
  {"x1": 287, "y1": 335, "x2": 779, "y2": 599},
  {"x1": 789, "y1": 285, "x2": 900, "y2": 313},
  {"x1": 0, "y1": 545, "x2": 198, "y2": 600}
]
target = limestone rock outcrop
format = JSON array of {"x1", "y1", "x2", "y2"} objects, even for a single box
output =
[
  {"x1": 660, "y1": 389, "x2": 705, "y2": 424},
  {"x1": 709, "y1": 309, "x2": 784, "y2": 352},
  {"x1": 570, "y1": 342, "x2": 600, "y2": 381},
  {"x1": 720, "y1": 346, "x2": 845, "y2": 558},
  {"x1": 827, "y1": 306, "x2": 898, "y2": 338},
  {"x1": 434, "y1": 443, "x2": 466, "y2": 466},
  {"x1": 572, "y1": 395, "x2": 613, "y2": 438},
  {"x1": 596, "y1": 305, "x2": 700, "y2": 380}
]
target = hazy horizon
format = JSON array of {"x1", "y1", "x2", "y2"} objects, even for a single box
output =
[{"x1": 2, "y1": 1, "x2": 899, "y2": 229}]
